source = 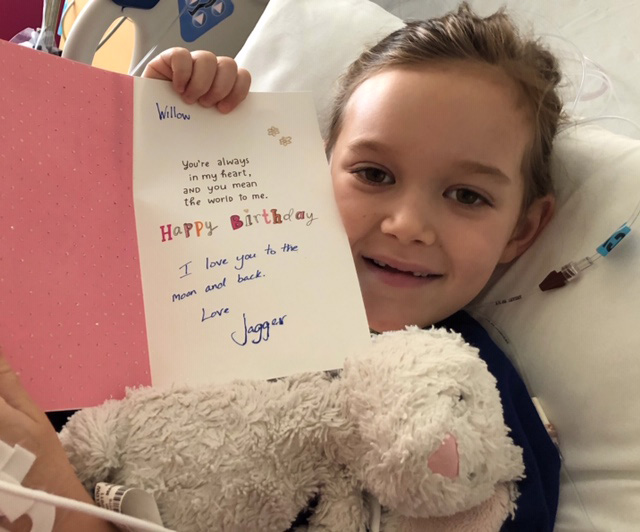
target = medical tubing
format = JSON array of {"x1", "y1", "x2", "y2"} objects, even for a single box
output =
[
  {"x1": 559, "y1": 115, "x2": 640, "y2": 135},
  {"x1": 0, "y1": 479, "x2": 175, "y2": 532},
  {"x1": 579, "y1": 65, "x2": 611, "y2": 102},
  {"x1": 628, "y1": 197, "x2": 640, "y2": 227},
  {"x1": 540, "y1": 255, "x2": 598, "y2": 290},
  {"x1": 542, "y1": 32, "x2": 640, "y2": 135},
  {"x1": 539, "y1": 32, "x2": 587, "y2": 114},
  {"x1": 97, "y1": 16, "x2": 128, "y2": 51},
  {"x1": 563, "y1": 255, "x2": 597, "y2": 278}
]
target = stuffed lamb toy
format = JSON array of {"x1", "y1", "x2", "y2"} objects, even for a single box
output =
[{"x1": 60, "y1": 326, "x2": 524, "y2": 531}]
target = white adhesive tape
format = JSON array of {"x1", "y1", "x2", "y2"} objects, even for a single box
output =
[{"x1": 0, "y1": 442, "x2": 55, "y2": 532}]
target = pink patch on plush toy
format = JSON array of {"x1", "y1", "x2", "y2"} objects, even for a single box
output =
[{"x1": 427, "y1": 433, "x2": 459, "y2": 478}]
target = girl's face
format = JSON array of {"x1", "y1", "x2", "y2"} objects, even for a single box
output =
[{"x1": 330, "y1": 63, "x2": 553, "y2": 332}]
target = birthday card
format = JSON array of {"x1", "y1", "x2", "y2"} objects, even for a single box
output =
[{"x1": 0, "y1": 40, "x2": 369, "y2": 411}]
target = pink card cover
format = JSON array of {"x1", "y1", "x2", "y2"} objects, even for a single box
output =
[{"x1": 0, "y1": 40, "x2": 151, "y2": 411}]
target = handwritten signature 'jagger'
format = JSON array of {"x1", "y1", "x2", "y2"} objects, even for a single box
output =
[{"x1": 230, "y1": 312, "x2": 287, "y2": 346}]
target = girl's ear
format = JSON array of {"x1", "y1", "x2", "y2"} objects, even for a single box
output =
[{"x1": 499, "y1": 194, "x2": 555, "y2": 264}]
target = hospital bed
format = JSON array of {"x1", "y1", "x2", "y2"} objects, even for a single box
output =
[{"x1": 28, "y1": 0, "x2": 640, "y2": 529}]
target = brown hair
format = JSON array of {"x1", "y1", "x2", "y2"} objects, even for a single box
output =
[{"x1": 325, "y1": 3, "x2": 564, "y2": 209}]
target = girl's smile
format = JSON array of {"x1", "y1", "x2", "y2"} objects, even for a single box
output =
[
  {"x1": 362, "y1": 255, "x2": 443, "y2": 288},
  {"x1": 330, "y1": 63, "x2": 553, "y2": 332}
]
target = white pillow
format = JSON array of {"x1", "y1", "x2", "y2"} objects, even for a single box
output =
[
  {"x1": 235, "y1": 0, "x2": 405, "y2": 134},
  {"x1": 235, "y1": 0, "x2": 640, "y2": 529},
  {"x1": 472, "y1": 125, "x2": 640, "y2": 530}
]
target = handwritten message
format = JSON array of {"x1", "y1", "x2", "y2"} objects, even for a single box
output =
[
  {"x1": 174, "y1": 243, "x2": 299, "y2": 343},
  {"x1": 133, "y1": 81, "x2": 369, "y2": 389}
]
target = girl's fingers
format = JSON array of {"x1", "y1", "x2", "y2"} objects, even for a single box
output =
[
  {"x1": 182, "y1": 50, "x2": 218, "y2": 104},
  {"x1": 168, "y1": 48, "x2": 197, "y2": 95},
  {"x1": 197, "y1": 56, "x2": 237, "y2": 108},
  {"x1": 215, "y1": 67, "x2": 252, "y2": 113},
  {"x1": 143, "y1": 49, "x2": 251, "y2": 111},
  {"x1": 143, "y1": 48, "x2": 186, "y2": 82},
  {"x1": 142, "y1": 48, "x2": 195, "y2": 96}
]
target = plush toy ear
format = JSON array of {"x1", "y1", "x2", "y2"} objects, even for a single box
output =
[
  {"x1": 59, "y1": 397, "x2": 125, "y2": 489},
  {"x1": 499, "y1": 194, "x2": 555, "y2": 264}
]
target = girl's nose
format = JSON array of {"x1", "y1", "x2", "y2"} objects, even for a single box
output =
[{"x1": 380, "y1": 196, "x2": 437, "y2": 245}]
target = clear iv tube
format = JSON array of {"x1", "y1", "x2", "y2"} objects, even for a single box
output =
[
  {"x1": 539, "y1": 197, "x2": 640, "y2": 291},
  {"x1": 628, "y1": 197, "x2": 640, "y2": 226}
]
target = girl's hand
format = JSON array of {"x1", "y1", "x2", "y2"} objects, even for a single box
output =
[
  {"x1": 0, "y1": 350, "x2": 116, "y2": 531},
  {"x1": 142, "y1": 47, "x2": 251, "y2": 113}
]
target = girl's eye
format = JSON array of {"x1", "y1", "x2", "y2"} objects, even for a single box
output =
[
  {"x1": 446, "y1": 187, "x2": 491, "y2": 207},
  {"x1": 353, "y1": 167, "x2": 395, "y2": 185}
]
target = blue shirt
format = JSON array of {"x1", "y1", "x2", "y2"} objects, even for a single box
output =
[{"x1": 436, "y1": 311, "x2": 560, "y2": 531}]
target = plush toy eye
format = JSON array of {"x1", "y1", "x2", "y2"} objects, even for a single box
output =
[
  {"x1": 458, "y1": 390, "x2": 473, "y2": 403},
  {"x1": 440, "y1": 387, "x2": 466, "y2": 401}
]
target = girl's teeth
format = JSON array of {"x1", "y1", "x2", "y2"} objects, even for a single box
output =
[{"x1": 371, "y1": 258, "x2": 431, "y2": 277}]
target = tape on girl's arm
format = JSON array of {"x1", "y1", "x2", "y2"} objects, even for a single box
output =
[{"x1": 0, "y1": 442, "x2": 55, "y2": 532}]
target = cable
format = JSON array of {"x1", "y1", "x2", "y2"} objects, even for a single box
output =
[
  {"x1": 97, "y1": 16, "x2": 128, "y2": 51},
  {"x1": 0, "y1": 480, "x2": 175, "y2": 532}
]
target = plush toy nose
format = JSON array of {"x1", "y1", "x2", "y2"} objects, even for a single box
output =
[{"x1": 427, "y1": 433, "x2": 459, "y2": 478}]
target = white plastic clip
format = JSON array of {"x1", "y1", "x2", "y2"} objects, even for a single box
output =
[{"x1": 0, "y1": 441, "x2": 55, "y2": 532}]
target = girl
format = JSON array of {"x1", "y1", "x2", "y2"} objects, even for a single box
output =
[{"x1": 0, "y1": 4, "x2": 561, "y2": 531}]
